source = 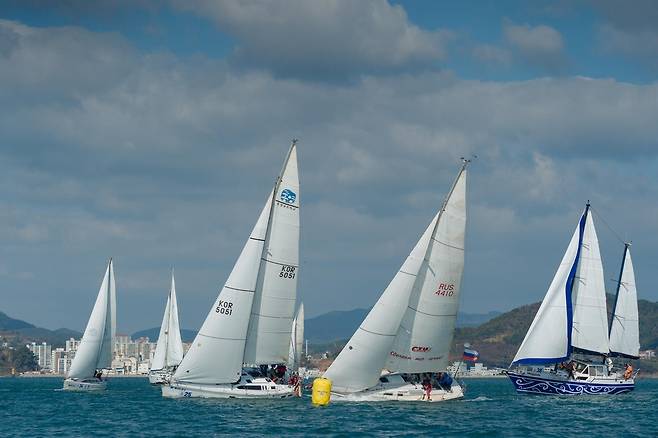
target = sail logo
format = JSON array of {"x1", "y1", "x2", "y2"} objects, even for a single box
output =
[
  {"x1": 280, "y1": 188, "x2": 296, "y2": 204},
  {"x1": 411, "y1": 346, "x2": 431, "y2": 352}
]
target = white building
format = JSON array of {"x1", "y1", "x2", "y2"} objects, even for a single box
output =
[{"x1": 27, "y1": 342, "x2": 52, "y2": 370}]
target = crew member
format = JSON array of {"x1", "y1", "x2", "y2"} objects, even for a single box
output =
[
  {"x1": 623, "y1": 363, "x2": 633, "y2": 380},
  {"x1": 421, "y1": 376, "x2": 432, "y2": 401}
]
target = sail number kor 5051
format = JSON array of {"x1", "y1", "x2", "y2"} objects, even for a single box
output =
[
  {"x1": 279, "y1": 265, "x2": 296, "y2": 279},
  {"x1": 215, "y1": 300, "x2": 233, "y2": 315}
]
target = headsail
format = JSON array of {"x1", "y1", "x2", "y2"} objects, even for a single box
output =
[
  {"x1": 68, "y1": 259, "x2": 116, "y2": 379},
  {"x1": 152, "y1": 272, "x2": 184, "y2": 371},
  {"x1": 608, "y1": 245, "x2": 640, "y2": 359},
  {"x1": 325, "y1": 164, "x2": 468, "y2": 393},
  {"x1": 244, "y1": 142, "x2": 300, "y2": 365}
]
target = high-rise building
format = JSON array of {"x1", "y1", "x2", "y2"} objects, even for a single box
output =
[{"x1": 27, "y1": 342, "x2": 52, "y2": 370}]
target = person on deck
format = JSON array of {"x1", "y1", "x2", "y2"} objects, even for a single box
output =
[
  {"x1": 438, "y1": 372, "x2": 453, "y2": 391},
  {"x1": 605, "y1": 357, "x2": 613, "y2": 376},
  {"x1": 421, "y1": 376, "x2": 432, "y2": 401},
  {"x1": 94, "y1": 370, "x2": 102, "y2": 381},
  {"x1": 623, "y1": 363, "x2": 633, "y2": 380}
]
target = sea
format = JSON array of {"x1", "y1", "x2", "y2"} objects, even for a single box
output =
[{"x1": 2, "y1": 377, "x2": 657, "y2": 437}]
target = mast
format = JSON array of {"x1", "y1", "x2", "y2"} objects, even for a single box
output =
[{"x1": 609, "y1": 243, "x2": 629, "y2": 337}]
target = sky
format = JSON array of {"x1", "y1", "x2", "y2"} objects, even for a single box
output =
[{"x1": 1, "y1": 0, "x2": 657, "y2": 333}]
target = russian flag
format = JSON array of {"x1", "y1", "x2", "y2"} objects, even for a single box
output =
[{"x1": 463, "y1": 344, "x2": 479, "y2": 362}]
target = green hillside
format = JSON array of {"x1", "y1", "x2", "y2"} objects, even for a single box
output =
[{"x1": 452, "y1": 297, "x2": 658, "y2": 370}]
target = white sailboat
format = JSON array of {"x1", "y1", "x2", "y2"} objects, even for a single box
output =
[
  {"x1": 508, "y1": 204, "x2": 639, "y2": 395},
  {"x1": 149, "y1": 271, "x2": 184, "y2": 385},
  {"x1": 163, "y1": 140, "x2": 300, "y2": 399},
  {"x1": 63, "y1": 259, "x2": 116, "y2": 391},
  {"x1": 288, "y1": 302, "x2": 304, "y2": 373},
  {"x1": 323, "y1": 162, "x2": 469, "y2": 403}
]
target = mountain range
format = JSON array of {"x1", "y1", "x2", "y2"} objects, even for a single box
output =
[{"x1": 0, "y1": 311, "x2": 81, "y2": 347}]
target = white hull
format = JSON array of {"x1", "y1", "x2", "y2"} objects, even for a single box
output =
[
  {"x1": 149, "y1": 369, "x2": 174, "y2": 385},
  {"x1": 332, "y1": 382, "x2": 464, "y2": 403},
  {"x1": 62, "y1": 378, "x2": 107, "y2": 392},
  {"x1": 162, "y1": 377, "x2": 295, "y2": 399}
]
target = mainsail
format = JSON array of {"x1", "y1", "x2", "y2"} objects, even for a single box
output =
[
  {"x1": 151, "y1": 272, "x2": 184, "y2": 371},
  {"x1": 173, "y1": 141, "x2": 299, "y2": 384},
  {"x1": 608, "y1": 245, "x2": 640, "y2": 359},
  {"x1": 325, "y1": 164, "x2": 468, "y2": 393},
  {"x1": 68, "y1": 259, "x2": 116, "y2": 379},
  {"x1": 512, "y1": 204, "x2": 609, "y2": 365}
]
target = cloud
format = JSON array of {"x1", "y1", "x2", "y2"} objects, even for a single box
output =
[
  {"x1": 172, "y1": 0, "x2": 450, "y2": 80},
  {"x1": 472, "y1": 44, "x2": 512, "y2": 66},
  {"x1": 503, "y1": 21, "x2": 567, "y2": 72},
  {"x1": 1, "y1": 20, "x2": 658, "y2": 332}
]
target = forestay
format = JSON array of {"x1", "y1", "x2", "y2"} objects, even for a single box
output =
[
  {"x1": 609, "y1": 246, "x2": 640, "y2": 359},
  {"x1": 68, "y1": 260, "x2": 116, "y2": 380},
  {"x1": 244, "y1": 145, "x2": 300, "y2": 365}
]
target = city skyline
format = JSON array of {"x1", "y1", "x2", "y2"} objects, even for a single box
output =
[{"x1": 1, "y1": 1, "x2": 657, "y2": 333}]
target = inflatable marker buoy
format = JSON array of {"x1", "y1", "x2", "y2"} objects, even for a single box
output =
[{"x1": 311, "y1": 377, "x2": 332, "y2": 406}]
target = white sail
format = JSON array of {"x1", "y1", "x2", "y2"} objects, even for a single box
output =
[
  {"x1": 151, "y1": 295, "x2": 171, "y2": 371},
  {"x1": 295, "y1": 302, "x2": 304, "y2": 368},
  {"x1": 571, "y1": 212, "x2": 609, "y2": 355},
  {"x1": 513, "y1": 209, "x2": 586, "y2": 364},
  {"x1": 165, "y1": 273, "x2": 184, "y2": 367},
  {"x1": 152, "y1": 272, "x2": 184, "y2": 371},
  {"x1": 288, "y1": 302, "x2": 305, "y2": 370},
  {"x1": 68, "y1": 259, "x2": 116, "y2": 379},
  {"x1": 244, "y1": 144, "x2": 300, "y2": 365},
  {"x1": 609, "y1": 246, "x2": 640, "y2": 358},
  {"x1": 386, "y1": 168, "x2": 467, "y2": 373},
  {"x1": 325, "y1": 165, "x2": 467, "y2": 393},
  {"x1": 173, "y1": 197, "x2": 271, "y2": 384}
]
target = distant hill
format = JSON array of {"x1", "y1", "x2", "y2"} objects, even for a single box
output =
[
  {"x1": 131, "y1": 328, "x2": 198, "y2": 343},
  {"x1": 0, "y1": 311, "x2": 35, "y2": 331},
  {"x1": 452, "y1": 297, "x2": 658, "y2": 367},
  {"x1": 0, "y1": 311, "x2": 81, "y2": 347}
]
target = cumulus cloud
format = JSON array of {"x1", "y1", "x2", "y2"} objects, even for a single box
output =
[
  {"x1": 503, "y1": 21, "x2": 567, "y2": 72},
  {"x1": 172, "y1": 0, "x2": 450, "y2": 79},
  {"x1": 1, "y1": 20, "x2": 657, "y2": 331}
]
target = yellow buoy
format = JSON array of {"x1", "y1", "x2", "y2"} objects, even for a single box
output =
[{"x1": 311, "y1": 377, "x2": 332, "y2": 406}]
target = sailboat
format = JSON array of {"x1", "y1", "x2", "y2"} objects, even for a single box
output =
[
  {"x1": 323, "y1": 162, "x2": 469, "y2": 403},
  {"x1": 508, "y1": 203, "x2": 639, "y2": 395},
  {"x1": 149, "y1": 271, "x2": 184, "y2": 385},
  {"x1": 288, "y1": 303, "x2": 304, "y2": 373},
  {"x1": 63, "y1": 259, "x2": 116, "y2": 391},
  {"x1": 163, "y1": 140, "x2": 300, "y2": 399}
]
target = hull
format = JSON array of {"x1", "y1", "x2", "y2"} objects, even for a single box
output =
[
  {"x1": 62, "y1": 378, "x2": 107, "y2": 392},
  {"x1": 508, "y1": 371, "x2": 634, "y2": 395},
  {"x1": 331, "y1": 382, "x2": 464, "y2": 403},
  {"x1": 162, "y1": 377, "x2": 295, "y2": 399},
  {"x1": 149, "y1": 369, "x2": 174, "y2": 385}
]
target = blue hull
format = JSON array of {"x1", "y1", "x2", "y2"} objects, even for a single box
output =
[{"x1": 507, "y1": 372, "x2": 634, "y2": 395}]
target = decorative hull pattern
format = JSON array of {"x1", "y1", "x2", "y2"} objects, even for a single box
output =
[{"x1": 507, "y1": 372, "x2": 634, "y2": 395}]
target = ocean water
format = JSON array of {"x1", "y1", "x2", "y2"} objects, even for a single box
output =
[{"x1": 2, "y1": 377, "x2": 657, "y2": 437}]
